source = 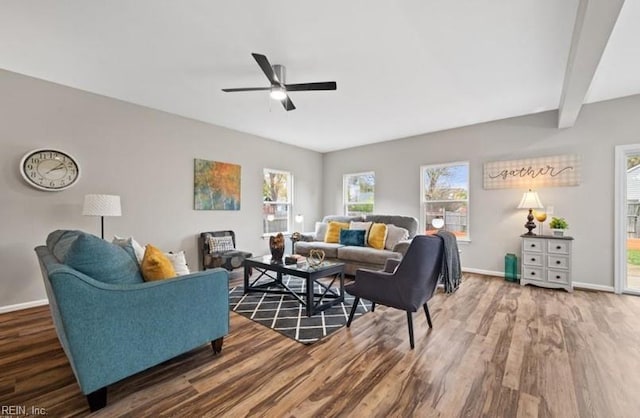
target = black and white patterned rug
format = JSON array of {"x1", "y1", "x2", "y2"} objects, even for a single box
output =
[{"x1": 229, "y1": 276, "x2": 371, "y2": 344}]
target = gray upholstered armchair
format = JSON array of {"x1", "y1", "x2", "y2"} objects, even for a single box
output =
[{"x1": 345, "y1": 235, "x2": 444, "y2": 349}]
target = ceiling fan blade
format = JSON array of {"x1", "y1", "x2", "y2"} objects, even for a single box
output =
[
  {"x1": 282, "y1": 95, "x2": 296, "y2": 111},
  {"x1": 252, "y1": 53, "x2": 278, "y2": 84},
  {"x1": 221, "y1": 87, "x2": 271, "y2": 92},
  {"x1": 285, "y1": 82, "x2": 337, "y2": 91}
]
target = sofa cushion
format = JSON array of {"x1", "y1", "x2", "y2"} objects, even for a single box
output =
[
  {"x1": 314, "y1": 222, "x2": 328, "y2": 241},
  {"x1": 324, "y1": 221, "x2": 350, "y2": 243},
  {"x1": 294, "y1": 241, "x2": 343, "y2": 258},
  {"x1": 141, "y1": 244, "x2": 177, "y2": 281},
  {"x1": 385, "y1": 224, "x2": 410, "y2": 250},
  {"x1": 366, "y1": 215, "x2": 419, "y2": 238},
  {"x1": 368, "y1": 223, "x2": 388, "y2": 250},
  {"x1": 208, "y1": 235, "x2": 235, "y2": 252},
  {"x1": 112, "y1": 235, "x2": 145, "y2": 263},
  {"x1": 65, "y1": 233, "x2": 144, "y2": 284},
  {"x1": 337, "y1": 246, "x2": 401, "y2": 266},
  {"x1": 349, "y1": 221, "x2": 373, "y2": 243},
  {"x1": 165, "y1": 251, "x2": 191, "y2": 276},
  {"x1": 47, "y1": 230, "x2": 83, "y2": 262},
  {"x1": 340, "y1": 229, "x2": 365, "y2": 247}
]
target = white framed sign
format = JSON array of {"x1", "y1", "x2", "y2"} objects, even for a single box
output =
[{"x1": 483, "y1": 154, "x2": 581, "y2": 189}]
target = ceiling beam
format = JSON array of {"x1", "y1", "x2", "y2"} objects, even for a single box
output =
[{"x1": 558, "y1": 0, "x2": 625, "y2": 128}]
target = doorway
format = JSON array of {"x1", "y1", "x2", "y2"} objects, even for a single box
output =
[{"x1": 615, "y1": 145, "x2": 640, "y2": 295}]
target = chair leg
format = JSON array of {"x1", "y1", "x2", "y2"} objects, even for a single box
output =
[
  {"x1": 347, "y1": 297, "x2": 360, "y2": 327},
  {"x1": 211, "y1": 337, "x2": 224, "y2": 354},
  {"x1": 423, "y1": 303, "x2": 433, "y2": 328},
  {"x1": 87, "y1": 387, "x2": 107, "y2": 412},
  {"x1": 406, "y1": 311, "x2": 415, "y2": 349},
  {"x1": 371, "y1": 302, "x2": 376, "y2": 312}
]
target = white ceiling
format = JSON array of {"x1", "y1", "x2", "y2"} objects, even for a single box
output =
[{"x1": 1, "y1": 0, "x2": 639, "y2": 153}]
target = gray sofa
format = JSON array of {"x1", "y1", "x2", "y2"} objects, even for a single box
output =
[{"x1": 295, "y1": 214, "x2": 419, "y2": 275}]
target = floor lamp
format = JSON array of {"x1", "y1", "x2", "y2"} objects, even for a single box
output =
[{"x1": 82, "y1": 194, "x2": 122, "y2": 239}]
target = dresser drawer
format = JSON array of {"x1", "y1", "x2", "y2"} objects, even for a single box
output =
[
  {"x1": 523, "y1": 239, "x2": 543, "y2": 253},
  {"x1": 547, "y1": 269, "x2": 569, "y2": 284},
  {"x1": 522, "y1": 267, "x2": 544, "y2": 281},
  {"x1": 547, "y1": 240, "x2": 569, "y2": 254},
  {"x1": 522, "y1": 252, "x2": 543, "y2": 266},
  {"x1": 547, "y1": 255, "x2": 569, "y2": 270}
]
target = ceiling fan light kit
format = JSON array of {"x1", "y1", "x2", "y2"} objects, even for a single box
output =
[{"x1": 222, "y1": 53, "x2": 337, "y2": 111}]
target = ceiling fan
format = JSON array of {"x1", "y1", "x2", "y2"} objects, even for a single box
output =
[{"x1": 222, "y1": 53, "x2": 337, "y2": 111}]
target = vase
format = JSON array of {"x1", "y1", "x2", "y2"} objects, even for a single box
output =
[{"x1": 551, "y1": 229, "x2": 565, "y2": 237}]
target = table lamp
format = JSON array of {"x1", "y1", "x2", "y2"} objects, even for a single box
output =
[{"x1": 517, "y1": 189, "x2": 543, "y2": 235}]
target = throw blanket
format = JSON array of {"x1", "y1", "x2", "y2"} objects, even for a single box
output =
[{"x1": 436, "y1": 230, "x2": 462, "y2": 293}]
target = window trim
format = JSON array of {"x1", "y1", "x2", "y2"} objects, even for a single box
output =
[
  {"x1": 263, "y1": 168, "x2": 293, "y2": 235},
  {"x1": 343, "y1": 171, "x2": 375, "y2": 216},
  {"x1": 420, "y1": 161, "x2": 470, "y2": 241}
]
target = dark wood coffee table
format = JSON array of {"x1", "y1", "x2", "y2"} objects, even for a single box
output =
[{"x1": 243, "y1": 255, "x2": 345, "y2": 317}]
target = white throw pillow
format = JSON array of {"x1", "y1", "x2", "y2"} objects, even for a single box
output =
[
  {"x1": 112, "y1": 235, "x2": 145, "y2": 263},
  {"x1": 350, "y1": 221, "x2": 373, "y2": 243},
  {"x1": 314, "y1": 222, "x2": 328, "y2": 241},
  {"x1": 208, "y1": 235, "x2": 235, "y2": 252},
  {"x1": 165, "y1": 251, "x2": 191, "y2": 276},
  {"x1": 385, "y1": 224, "x2": 410, "y2": 250}
]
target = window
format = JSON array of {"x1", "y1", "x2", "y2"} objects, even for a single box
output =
[
  {"x1": 421, "y1": 162, "x2": 469, "y2": 240},
  {"x1": 343, "y1": 172, "x2": 375, "y2": 216},
  {"x1": 263, "y1": 169, "x2": 292, "y2": 234}
]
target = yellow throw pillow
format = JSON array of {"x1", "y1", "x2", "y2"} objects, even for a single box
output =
[
  {"x1": 368, "y1": 223, "x2": 388, "y2": 250},
  {"x1": 324, "y1": 221, "x2": 350, "y2": 243},
  {"x1": 141, "y1": 244, "x2": 177, "y2": 281}
]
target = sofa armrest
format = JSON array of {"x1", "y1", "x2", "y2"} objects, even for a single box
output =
[
  {"x1": 392, "y1": 239, "x2": 413, "y2": 256},
  {"x1": 47, "y1": 266, "x2": 229, "y2": 394},
  {"x1": 299, "y1": 233, "x2": 317, "y2": 242}
]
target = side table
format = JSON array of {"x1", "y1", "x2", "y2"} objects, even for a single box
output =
[{"x1": 520, "y1": 234, "x2": 573, "y2": 292}]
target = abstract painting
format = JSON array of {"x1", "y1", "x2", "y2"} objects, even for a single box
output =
[{"x1": 194, "y1": 159, "x2": 241, "y2": 210}]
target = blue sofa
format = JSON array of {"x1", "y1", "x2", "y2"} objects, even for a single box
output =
[{"x1": 35, "y1": 230, "x2": 229, "y2": 411}]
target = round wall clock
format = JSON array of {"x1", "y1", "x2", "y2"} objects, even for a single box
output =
[{"x1": 20, "y1": 148, "x2": 81, "y2": 191}]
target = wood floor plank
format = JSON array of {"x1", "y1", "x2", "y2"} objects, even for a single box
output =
[{"x1": 2, "y1": 274, "x2": 640, "y2": 417}]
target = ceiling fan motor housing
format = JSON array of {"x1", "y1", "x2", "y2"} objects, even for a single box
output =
[{"x1": 272, "y1": 64, "x2": 286, "y2": 84}]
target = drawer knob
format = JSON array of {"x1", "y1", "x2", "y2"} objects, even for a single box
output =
[
  {"x1": 531, "y1": 258, "x2": 536, "y2": 261},
  {"x1": 556, "y1": 246, "x2": 561, "y2": 250},
  {"x1": 530, "y1": 271, "x2": 536, "y2": 276},
  {"x1": 531, "y1": 244, "x2": 536, "y2": 247},
  {"x1": 556, "y1": 260, "x2": 561, "y2": 265},
  {"x1": 556, "y1": 275, "x2": 561, "y2": 279}
]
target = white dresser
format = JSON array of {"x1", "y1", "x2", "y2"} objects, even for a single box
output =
[{"x1": 520, "y1": 234, "x2": 573, "y2": 292}]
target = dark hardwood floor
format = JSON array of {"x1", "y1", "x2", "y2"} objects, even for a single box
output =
[{"x1": 2, "y1": 273, "x2": 640, "y2": 417}]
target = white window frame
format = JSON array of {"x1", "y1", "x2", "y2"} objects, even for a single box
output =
[
  {"x1": 263, "y1": 168, "x2": 293, "y2": 235},
  {"x1": 420, "y1": 161, "x2": 470, "y2": 241},
  {"x1": 343, "y1": 171, "x2": 375, "y2": 216}
]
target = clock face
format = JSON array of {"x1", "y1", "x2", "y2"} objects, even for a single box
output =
[{"x1": 20, "y1": 149, "x2": 80, "y2": 191}]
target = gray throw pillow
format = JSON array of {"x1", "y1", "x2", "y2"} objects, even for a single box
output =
[{"x1": 385, "y1": 224, "x2": 410, "y2": 250}]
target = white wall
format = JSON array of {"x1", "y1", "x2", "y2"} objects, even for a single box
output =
[
  {"x1": 0, "y1": 70, "x2": 323, "y2": 309},
  {"x1": 323, "y1": 94, "x2": 640, "y2": 289}
]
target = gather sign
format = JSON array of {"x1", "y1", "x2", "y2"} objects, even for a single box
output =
[{"x1": 483, "y1": 154, "x2": 581, "y2": 189}]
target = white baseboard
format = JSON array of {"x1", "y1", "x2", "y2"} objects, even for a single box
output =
[
  {"x1": 0, "y1": 299, "x2": 49, "y2": 314},
  {"x1": 462, "y1": 267, "x2": 504, "y2": 277},
  {"x1": 572, "y1": 282, "x2": 615, "y2": 293},
  {"x1": 462, "y1": 268, "x2": 615, "y2": 293}
]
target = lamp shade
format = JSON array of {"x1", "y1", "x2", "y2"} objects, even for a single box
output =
[
  {"x1": 82, "y1": 194, "x2": 122, "y2": 217},
  {"x1": 517, "y1": 190, "x2": 543, "y2": 210}
]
